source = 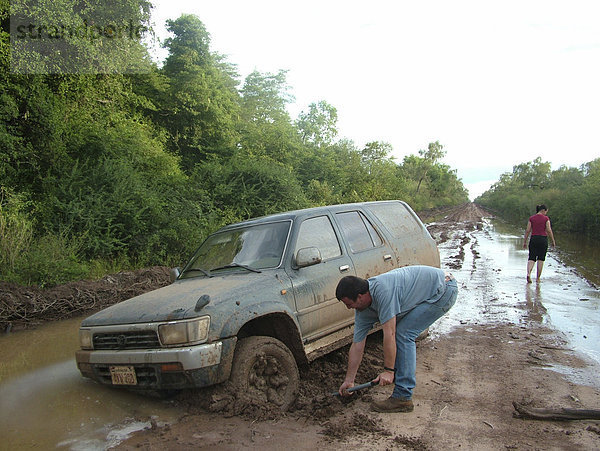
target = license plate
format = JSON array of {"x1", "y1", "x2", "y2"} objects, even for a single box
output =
[{"x1": 110, "y1": 366, "x2": 137, "y2": 385}]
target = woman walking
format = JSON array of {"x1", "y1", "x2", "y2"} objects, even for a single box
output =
[{"x1": 523, "y1": 204, "x2": 556, "y2": 283}]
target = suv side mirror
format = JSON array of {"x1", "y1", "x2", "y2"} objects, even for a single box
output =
[
  {"x1": 295, "y1": 247, "x2": 322, "y2": 268},
  {"x1": 170, "y1": 267, "x2": 181, "y2": 283}
]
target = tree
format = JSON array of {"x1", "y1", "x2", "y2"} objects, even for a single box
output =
[
  {"x1": 238, "y1": 70, "x2": 301, "y2": 165},
  {"x1": 160, "y1": 14, "x2": 240, "y2": 170},
  {"x1": 361, "y1": 141, "x2": 392, "y2": 165},
  {"x1": 240, "y1": 70, "x2": 293, "y2": 124},
  {"x1": 511, "y1": 157, "x2": 551, "y2": 189},
  {"x1": 296, "y1": 100, "x2": 338, "y2": 147},
  {"x1": 415, "y1": 141, "x2": 445, "y2": 195}
]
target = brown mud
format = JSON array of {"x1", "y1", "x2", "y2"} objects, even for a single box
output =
[
  {"x1": 0, "y1": 266, "x2": 171, "y2": 333},
  {"x1": 2, "y1": 203, "x2": 600, "y2": 449}
]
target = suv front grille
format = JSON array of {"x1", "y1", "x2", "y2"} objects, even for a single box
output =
[{"x1": 93, "y1": 330, "x2": 160, "y2": 349}]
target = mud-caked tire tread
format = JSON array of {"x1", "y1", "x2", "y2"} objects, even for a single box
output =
[{"x1": 230, "y1": 336, "x2": 299, "y2": 411}]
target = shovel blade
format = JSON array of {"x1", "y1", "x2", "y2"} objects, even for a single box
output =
[{"x1": 331, "y1": 380, "x2": 377, "y2": 397}]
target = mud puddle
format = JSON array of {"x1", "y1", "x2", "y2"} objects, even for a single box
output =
[{"x1": 0, "y1": 317, "x2": 180, "y2": 450}]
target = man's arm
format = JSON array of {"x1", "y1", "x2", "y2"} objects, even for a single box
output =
[
  {"x1": 338, "y1": 339, "x2": 366, "y2": 396},
  {"x1": 374, "y1": 316, "x2": 396, "y2": 386}
]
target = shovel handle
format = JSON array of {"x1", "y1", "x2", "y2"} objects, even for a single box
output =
[{"x1": 332, "y1": 380, "x2": 378, "y2": 397}]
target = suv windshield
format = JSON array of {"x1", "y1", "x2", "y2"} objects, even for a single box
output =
[{"x1": 180, "y1": 221, "x2": 291, "y2": 278}]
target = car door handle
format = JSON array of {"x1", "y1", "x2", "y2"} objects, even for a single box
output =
[
  {"x1": 383, "y1": 254, "x2": 392, "y2": 261},
  {"x1": 339, "y1": 265, "x2": 350, "y2": 272}
]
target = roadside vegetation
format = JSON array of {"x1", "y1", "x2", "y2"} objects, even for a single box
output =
[
  {"x1": 0, "y1": 3, "x2": 468, "y2": 287},
  {"x1": 476, "y1": 157, "x2": 600, "y2": 237}
]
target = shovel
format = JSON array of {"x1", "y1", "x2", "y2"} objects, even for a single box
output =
[{"x1": 331, "y1": 380, "x2": 378, "y2": 397}]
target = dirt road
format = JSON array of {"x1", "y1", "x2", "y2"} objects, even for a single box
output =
[{"x1": 115, "y1": 204, "x2": 600, "y2": 450}]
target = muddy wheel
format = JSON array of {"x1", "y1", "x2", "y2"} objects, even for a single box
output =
[{"x1": 230, "y1": 336, "x2": 299, "y2": 411}]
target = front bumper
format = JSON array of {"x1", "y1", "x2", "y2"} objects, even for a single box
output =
[{"x1": 75, "y1": 337, "x2": 237, "y2": 390}]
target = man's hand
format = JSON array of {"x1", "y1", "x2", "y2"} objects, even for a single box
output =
[
  {"x1": 338, "y1": 380, "x2": 355, "y2": 397},
  {"x1": 374, "y1": 369, "x2": 395, "y2": 386},
  {"x1": 339, "y1": 340, "x2": 366, "y2": 396}
]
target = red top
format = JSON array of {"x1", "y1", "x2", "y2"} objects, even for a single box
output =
[{"x1": 529, "y1": 214, "x2": 549, "y2": 236}]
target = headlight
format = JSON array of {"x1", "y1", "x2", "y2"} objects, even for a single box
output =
[
  {"x1": 158, "y1": 316, "x2": 210, "y2": 346},
  {"x1": 79, "y1": 329, "x2": 93, "y2": 349}
]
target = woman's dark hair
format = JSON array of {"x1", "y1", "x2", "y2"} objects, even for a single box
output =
[
  {"x1": 336, "y1": 276, "x2": 369, "y2": 301},
  {"x1": 536, "y1": 204, "x2": 547, "y2": 212}
]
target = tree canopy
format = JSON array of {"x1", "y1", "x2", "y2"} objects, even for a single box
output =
[{"x1": 0, "y1": 10, "x2": 468, "y2": 286}]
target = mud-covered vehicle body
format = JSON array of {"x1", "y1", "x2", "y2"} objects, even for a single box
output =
[{"x1": 76, "y1": 201, "x2": 439, "y2": 408}]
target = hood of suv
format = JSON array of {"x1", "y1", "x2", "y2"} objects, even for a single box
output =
[{"x1": 81, "y1": 273, "x2": 261, "y2": 326}]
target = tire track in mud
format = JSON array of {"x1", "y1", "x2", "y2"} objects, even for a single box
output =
[{"x1": 419, "y1": 208, "x2": 504, "y2": 447}]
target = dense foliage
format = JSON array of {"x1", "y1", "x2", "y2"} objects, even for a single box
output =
[
  {"x1": 476, "y1": 157, "x2": 600, "y2": 236},
  {"x1": 1, "y1": 5, "x2": 468, "y2": 286}
]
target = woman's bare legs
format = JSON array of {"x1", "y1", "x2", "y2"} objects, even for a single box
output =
[
  {"x1": 536, "y1": 260, "x2": 545, "y2": 281},
  {"x1": 526, "y1": 260, "x2": 535, "y2": 283}
]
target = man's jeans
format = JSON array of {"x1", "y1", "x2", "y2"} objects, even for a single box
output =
[{"x1": 392, "y1": 278, "x2": 458, "y2": 400}]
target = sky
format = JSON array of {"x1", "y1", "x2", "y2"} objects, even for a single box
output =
[{"x1": 147, "y1": 0, "x2": 600, "y2": 199}]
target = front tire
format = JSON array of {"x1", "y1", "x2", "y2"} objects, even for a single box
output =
[{"x1": 230, "y1": 336, "x2": 299, "y2": 411}]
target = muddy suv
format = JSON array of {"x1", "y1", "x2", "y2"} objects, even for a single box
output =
[{"x1": 76, "y1": 201, "x2": 439, "y2": 409}]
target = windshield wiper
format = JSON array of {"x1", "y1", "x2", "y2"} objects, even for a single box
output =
[
  {"x1": 182, "y1": 267, "x2": 213, "y2": 278},
  {"x1": 210, "y1": 263, "x2": 262, "y2": 274}
]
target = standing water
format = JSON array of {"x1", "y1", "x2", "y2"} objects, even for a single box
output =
[
  {"x1": 1, "y1": 214, "x2": 599, "y2": 448},
  {"x1": 0, "y1": 317, "x2": 180, "y2": 450},
  {"x1": 431, "y1": 216, "x2": 600, "y2": 387}
]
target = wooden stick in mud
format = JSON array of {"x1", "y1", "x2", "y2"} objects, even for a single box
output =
[{"x1": 513, "y1": 402, "x2": 600, "y2": 421}]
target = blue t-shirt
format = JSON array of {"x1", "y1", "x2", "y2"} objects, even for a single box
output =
[{"x1": 353, "y1": 265, "x2": 446, "y2": 342}]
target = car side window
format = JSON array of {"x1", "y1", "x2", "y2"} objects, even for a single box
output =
[
  {"x1": 366, "y1": 202, "x2": 423, "y2": 237},
  {"x1": 336, "y1": 211, "x2": 383, "y2": 253},
  {"x1": 295, "y1": 216, "x2": 341, "y2": 260}
]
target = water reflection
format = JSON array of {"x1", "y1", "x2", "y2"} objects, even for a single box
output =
[
  {"x1": 524, "y1": 283, "x2": 547, "y2": 323},
  {"x1": 0, "y1": 317, "x2": 81, "y2": 384}
]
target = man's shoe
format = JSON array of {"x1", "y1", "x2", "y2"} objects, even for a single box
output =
[{"x1": 371, "y1": 396, "x2": 414, "y2": 413}]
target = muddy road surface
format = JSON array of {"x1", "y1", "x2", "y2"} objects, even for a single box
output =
[
  {"x1": 1, "y1": 203, "x2": 599, "y2": 450},
  {"x1": 116, "y1": 203, "x2": 600, "y2": 450}
]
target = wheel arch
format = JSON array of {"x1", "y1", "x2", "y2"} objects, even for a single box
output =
[{"x1": 236, "y1": 313, "x2": 308, "y2": 367}]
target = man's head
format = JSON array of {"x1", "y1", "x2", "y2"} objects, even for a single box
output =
[{"x1": 336, "y1": 275, "x2": 372, "y2": 311}]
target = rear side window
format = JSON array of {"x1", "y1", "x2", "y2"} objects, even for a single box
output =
[
  {"x1": 336, "y1": 211, "x2": 383, "y2": 253},
  {"x1": 366, "y1": 203, "x2": 422, "y2": 238},
  {"x1": 295, "y1": 216, "x2": 341, "y2": 260}
]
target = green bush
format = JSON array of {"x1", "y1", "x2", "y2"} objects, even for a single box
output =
[
  {"x1": 15, "y1": 233, "x2": 89, "y2": 287},
  {"x1": 1, "y1": 188, "x2": 89, "y2": 286},
  {"x1": 193, "y1": 154, "x2": 310, "y2": 221},
  {"x1": 0, "y1": 188, "x2": 34, "y2": 279}
]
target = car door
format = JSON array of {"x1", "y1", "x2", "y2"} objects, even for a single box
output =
[
  {"x1": 333, "y1": 209, "x2": 397, "y2": 279},
  {"x1": 285, "y1": 214, "x2": 355, "y2": 343}
]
